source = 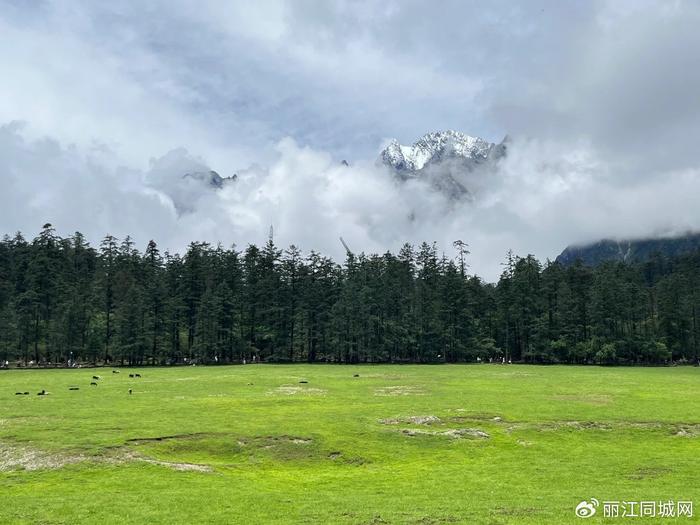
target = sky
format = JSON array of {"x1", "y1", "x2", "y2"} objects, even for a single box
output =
[{"x1": 1, "y1": 0, "x2": 700, "y2": 280}]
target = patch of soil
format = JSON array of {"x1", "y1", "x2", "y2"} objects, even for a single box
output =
[
  {"x1": 1, "y1": 440, "x2": 215, "y2": 473},
  {"x1": 379, "y1": 415, "x2": 441, "y2": 425},
  {"x1": 138, "y1": 457, "x2": 212, "y2": 472},
  {"x1": 673, "y1": 425, "x2": 700, "y2": 437},
  {"x1": 400, "y1": 428, "x2": 489, "y2": 439},
  {"x1": 374, "y1": 386, "x2": 426, "y2": 396},
  {"x1": 0, "y1": 442, "x2": 86, "y2": 471},
  {"x1": 117, "y1": 449, "x2": 213, "y2": 472},
  {"x1": 267, "y1": 385, "x2": 327, "y2": 396},
  {"x1": 448, "y1": 414, "x2": 504, "y2": 424},
  {"x1": 535, "y1": 421, "x2": 613, "y2": 432}
]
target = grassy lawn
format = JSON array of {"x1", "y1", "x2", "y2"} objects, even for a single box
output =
[{"x1": 1, "y1": 364, "x2": 699, "y2": 524}]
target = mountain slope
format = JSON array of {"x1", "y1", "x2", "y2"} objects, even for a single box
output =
[
  {"x1": 379, "y1": 130, "x2": 507, "y2": 199},
  {"x1": 556, "y1": 233, "x2": 700, "y2": 266}
]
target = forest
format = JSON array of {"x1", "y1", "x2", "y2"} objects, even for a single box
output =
[{"x1": 0, "y1": 224, "x2": 698, "y2": 367}]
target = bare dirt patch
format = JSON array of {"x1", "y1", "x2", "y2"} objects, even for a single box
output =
[
  {"x1": 0, "y1": 439, "x2": 216, "y2": 473},
  {"x1": 673, "y1": 425, "x2": 700, "y2": 437},
  {"x1": 374, "y1": 385, "x2": 426, "y2": 396},
  {"x1": 267, "y1": 385, "x2": 327, "y2": 396},
  {"x1": 0, "y1": 442, "x2": 87, "y2": 471},
  {"x1": 141, "y1": 458, "x2": 212, "y2": 472},
  {"x1": 379, "y1": 415, "x2": 441, "y2": 425},
  {"x1": 508, "y1": 420, "x2": 613, "y2": 433},
  {"x1": 449, "y1": 413, "x2": 504, "y2": 424},
  {"x1": 116, "y1": 449, "x2": 213, "y2": 472},
  {"x1": 501, "y1": 419, "x2": 700, "y2": 437},
  {"x1": 399, "y1": 428, "x2": 489, "y2": 439}
]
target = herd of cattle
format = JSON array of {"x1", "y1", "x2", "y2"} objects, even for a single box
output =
[{"x1": 13, "y1": 370, "x2": 143, "y2": 396}]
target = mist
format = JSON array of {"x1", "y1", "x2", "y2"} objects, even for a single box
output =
[
  {"x1": 2, "y1": 1, "x2": 700, "y2": 280},
  {"x1": 3, "y1": 121, "x2": 700, "y2": 281}
]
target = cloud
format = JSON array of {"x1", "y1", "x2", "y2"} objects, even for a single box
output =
[
  {"x1": 1, "y1": 1, "x2": 700, "y2": 280},
  {"x1": 4, "y1": 122, "x2": 700, "y2": 281}
]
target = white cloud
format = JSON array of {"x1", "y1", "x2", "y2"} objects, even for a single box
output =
[
  {"x1": 2, "y1": 1, "x2": 700, "y2": 279},
  {"x1": 4, "y1": 122, "x2": 700, "y2": 280}
]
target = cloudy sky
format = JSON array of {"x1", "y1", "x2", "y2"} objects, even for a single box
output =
[{"x1": 2, "y1": 0, "x2": 700, "y2": 279}]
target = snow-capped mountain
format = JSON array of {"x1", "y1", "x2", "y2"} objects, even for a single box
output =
[
  {"x1": 381, "y1": 130, "x2": 501, "y2": 171},
  {"x1": 379, "y1": 130, "x2": 507, "y2": 199}
]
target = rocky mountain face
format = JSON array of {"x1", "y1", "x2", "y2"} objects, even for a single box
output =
[
  {"x1": 379, "y1": 130, "x2": 507, "y2": 199},
  {"x1": 556, "y1": 233, "x2": 700, "y2": 266},
  {"x1": 163, "y1": 170, "x2": 236, "y2": 215},
  {"x1": 182, "y1": 170, "x2": 235, "y2": 189}
]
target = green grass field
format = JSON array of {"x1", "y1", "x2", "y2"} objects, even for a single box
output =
[{"x1": 1, "y1": 364, "x2": 699, "y2": 524}]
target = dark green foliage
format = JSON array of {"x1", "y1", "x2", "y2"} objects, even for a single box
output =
[
  {"x1": 1, "y1": 227, "x2": 699, "y2": 365},
  {"x1": 556, "y1": 232, "x2": 700, "y2": 266}
]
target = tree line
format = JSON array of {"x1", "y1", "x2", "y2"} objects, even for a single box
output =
[{"x1": 0, "y1": 224, "x2": 698, "y2": 367}]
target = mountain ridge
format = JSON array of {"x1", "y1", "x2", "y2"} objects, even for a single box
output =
[
  {"x1": 556, "y1": 232, "x2": 700, "y2": 266},
  {"x1": 378, "y1": 130, "x2": 507, "y2": 199}
]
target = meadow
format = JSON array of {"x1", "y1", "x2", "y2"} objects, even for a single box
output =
[{"x1": 1, "y1": 364, "x2": 699, "y2": 524}]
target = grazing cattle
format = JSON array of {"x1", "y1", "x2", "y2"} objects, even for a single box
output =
[
  {"x1": 112, "y1": 370, "x2": 120, "y2": 374},
  {"x1": 92, "y1": 375, "x2": 100, "y2": 380},
  {"x1": 128, "y1": 389, "x2": 132, "y2": 395},
  {"x1": 69, "y1": 387, "x2": 80, "y2": 391},
  {"x1": 37, "y1": 389, "x2": 47, "y2": 395},
  {"x1": 299, "y1": 380, "x2": 308, "y2": 384},
  {"x1": 90, "y1": 382, "x2": 97, "y2": 386},
  {"x1": 353, "y1": 374, "x2": 360, "y2": 377},
  {"x1": 135, "y1": 373, "x2": 141, "y2": 378},
  {"x1": 15, "y1": 392, "x2": 24, "y2": 395},
  {"x1": 129, "y1": 374, "x2": 134, "y2": 378}
]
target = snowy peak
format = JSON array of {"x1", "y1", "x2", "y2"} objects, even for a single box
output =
[
  {"x1": 379, "y1": 130, "x2": 507, "y2": 200},
  {"x1": 380, "y1": 130, "x2": 502, "y2": 172}
]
